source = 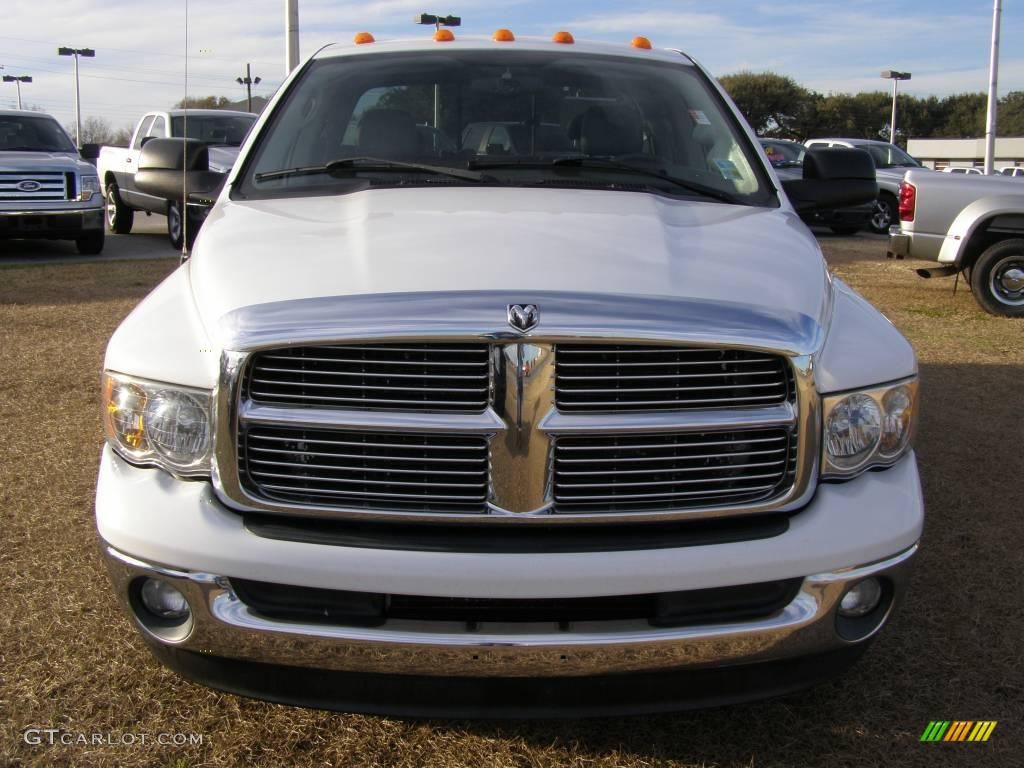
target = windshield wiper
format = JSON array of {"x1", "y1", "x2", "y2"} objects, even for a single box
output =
[
  {"x1": 468, "y1": 156, "x2": 742, "y2": 204},
  {"x1": 256, "y1": 156, "x2": 490, "y2": 183}
]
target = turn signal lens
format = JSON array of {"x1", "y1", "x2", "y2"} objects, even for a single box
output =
[
  {"x1": 434, "y1": 29, "x2": 455, "y2": 42},
  {"x1": 552, "y1": 31, "x2": 575, "y2": 44},
  {"x1": 493, "y1": 28, "x2": 515, "y2": 42},
  {"x1": 879, "y1": 385, "x2": 914, "y2": 458},
  {"x1": 353, "y1": 32, "x2": 375, "y2": 44},
  {"x1": 631, "y1": 36, "x2": 652, "y2": 49},
  {"x1": 104, "y1": 376, "x2": 148, "y2": 451}
]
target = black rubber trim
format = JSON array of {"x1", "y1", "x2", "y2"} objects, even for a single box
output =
[
  {"x1": 145, "y1": 642, "x2": 870, "y2": 719},
  {"x1": 228, "y1": 577, "x2": 803, "y2": 628},
  {"x1": 242, "y1": 512, "x2": 790, "y2": 554}
]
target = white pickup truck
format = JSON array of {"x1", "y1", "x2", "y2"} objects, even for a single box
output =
[
  {"x1": 96, "y1": 33, "x2": 922, "y2": 717},
  {"x1": 97, "y1": 109, "x2": 255, "y2": 248},
  {"x1": 888, "y1": 168, "x2": 1024, "y2": 315}
]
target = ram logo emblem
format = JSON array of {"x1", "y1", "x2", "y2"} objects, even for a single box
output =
[{"x1": 507, "y1": 304, "x2": 539, "y2": 333}]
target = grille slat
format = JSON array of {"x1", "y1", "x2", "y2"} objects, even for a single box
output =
[
  {"x1": 247, "y1": 343, "x2": 490, "y2": 412},
  {"x1": 553, "y1": 428, "x2": 797, "y2": 512},
  {"x1": 240, "y1": 427, "x2": 489, "y2": 512},
  {"x1": 555, "y1": 344, "x2": 792, "y2": 412}
]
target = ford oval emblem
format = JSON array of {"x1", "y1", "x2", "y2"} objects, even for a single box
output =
[{"x1": 17, "y1": 180, "x2": 42, "y2": 192}]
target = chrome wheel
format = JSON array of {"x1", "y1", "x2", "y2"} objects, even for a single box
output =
[
  {"x1": 990, "y1": 257, "x2": 1024, "y2": 307},
  {"x1": 869, "y1": 197, "x2": 894, "y2": 234}
]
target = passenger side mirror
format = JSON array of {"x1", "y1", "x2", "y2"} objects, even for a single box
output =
[
  {"x1": 781, "y1": 148, "x2": 877, "y2": 213},
  {"x1": 79, "y1": 143, "x2": 100, "y2": 160},
  {"x1": 134, "y1": 137, "x2": 225, "y2": 205}
]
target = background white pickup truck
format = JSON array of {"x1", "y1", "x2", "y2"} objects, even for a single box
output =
[
  {"x1": 97, "y1": 109, "x2": 255, "y2": 248},
  {"x1": 888, "y1": 168, "x2": 1024, "y2": 315}
]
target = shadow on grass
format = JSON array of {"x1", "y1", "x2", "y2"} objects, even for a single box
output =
[{"x1": 424, "y1": 361, "x2": 1023, "y2": 766}]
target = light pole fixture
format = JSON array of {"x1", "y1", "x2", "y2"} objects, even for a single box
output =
[
  {"x1": 880, "y1": 70, "x2": 911, "y2": 145},
  {"x1": 236, "y1": 63, "x2": 262, "y2": 113},
  {"x1": 58, "y1": 46, "x2": 95, "y2": 148},
  {"x1": 2, "y1": 74, "x2": 32, "y2": 109}
]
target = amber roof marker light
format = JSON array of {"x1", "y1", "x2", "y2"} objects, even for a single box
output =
[
  {"x1": 353, "y1": 32, "x2": 375, "y2": 44},
  {"x1": 552, "y1": 31, "x2": 575, "y2": 44},
  {"x1": 493, "y1": 28, "x2": 515, "y2": 42},
  {"x1": 415, "y1": 13, "x2": 460, "y2": 41},
  {"x1": 631, "y1": 36, "x2": 653, "y2": 49}
]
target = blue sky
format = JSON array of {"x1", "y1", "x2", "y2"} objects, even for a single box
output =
[{"x1": 1, "y1": 0, "x2": 1021, "y2": 132}]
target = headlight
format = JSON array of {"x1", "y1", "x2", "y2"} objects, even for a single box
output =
[
  {"x1": 822, "y1": 378, "x2": 918, "y2": 478},
  {"x1": 80, "y1": 174, "x2": 100, "y2": 201},
  {"x1": 103, "y1": 372, "x2": 213, "y2": 476}
]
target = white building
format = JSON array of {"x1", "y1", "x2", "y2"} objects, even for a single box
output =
[{"x1": 906, "y1": 137, "x2": 1024, "y2": 171}]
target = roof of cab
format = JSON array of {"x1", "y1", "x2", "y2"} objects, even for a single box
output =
[{"x1": 313, "y1": 36, "x2": 694, "y2": 66}]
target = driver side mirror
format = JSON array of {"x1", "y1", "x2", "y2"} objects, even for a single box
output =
[
  {"x1": 134, "y1": 138, "x2": 225, "y2": 205},
  {"x1": 781, "y1": 148, "x2": 877, "y2": 213},
  {"x1": 79, "y1": 143, "x2": 100, "y2": 161}
]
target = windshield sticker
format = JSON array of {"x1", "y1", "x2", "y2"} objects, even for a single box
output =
[
  {"x1": 714, "y1": 159, "x2": 743, "y2": 181},
  {"x1": 688, "y1": 109, "x2": 711, "y2": 126}
]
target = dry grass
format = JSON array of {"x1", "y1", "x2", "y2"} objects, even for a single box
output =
[{"x1": 1, "y1": 244, "x2": 1021, "y2": 767}]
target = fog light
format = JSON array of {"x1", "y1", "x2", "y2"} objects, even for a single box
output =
[
  {"x1": 140, "y1": 578, "x2": 190, "y2": 620},
  {"x1": 839, "y1": 578, "x2": 883, "y2": 617}
]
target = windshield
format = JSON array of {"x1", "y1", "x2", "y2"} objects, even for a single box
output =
[
  {"x1": 863, "y1": 143, "x2": 920, "y2": 168},
  {"x1": 0, "y1": 115, "x2": 76, "y2": 152},
  {"x1": 171, "y1": 115, "x2": 256, "y2": 146},
  {"x1": 238, "y1": 49, "x2": 773, "y2": 205},
  {"x1": 759, "y1": 140, "x2": 803, "y2": 167}
]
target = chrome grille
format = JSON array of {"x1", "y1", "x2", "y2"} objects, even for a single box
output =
[
  {"x1": 555, "y1": 344, "x2": 793, "y2": 411},
  {"x1": 553, "y1": 428, "x2": 798, "y2": 512},
  {"x1": 239, "y1": 427, "x2": 489, "y2": 512},
  {"x1": 244, "y1": 343, "x2": 490, "y2": 412},
  {"x1": 0, "y1": 171, "x2": 69, "y2": 201}
]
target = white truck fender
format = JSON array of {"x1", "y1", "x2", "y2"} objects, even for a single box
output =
[{"x1": 938, "y1": 194, "x2": 1024, "y2": 265}]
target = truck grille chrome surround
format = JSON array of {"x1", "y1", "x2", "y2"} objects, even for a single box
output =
[
  {"x1": 0, "y1": 171, "x2": 70, "y2": 201},
  {"x1": 240, "y1": 426, "x2": 489, "y2": 512},
  {"x1": 215, "y1": 335, "x2": 819, "y2": 524},
  {"x1": 555, "y1": 344, "x2": 793, "y2": 411},
  {"x1": 553, "y1": 428, "x2": 798, "y2": 512},
  {"x1": 244, "y1": 343, "x2": 490, "y2": 412}
]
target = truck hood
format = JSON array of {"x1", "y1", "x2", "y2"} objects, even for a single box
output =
[
  {"x1": 207, "y1": 145, "x2": 241, "y2": 174},
  {"x1": 0, "y1": 150, "x2": 88, "y2": 172},
  {"x1": 190, "y1": 187, "x2": 831, "y2": 353}
]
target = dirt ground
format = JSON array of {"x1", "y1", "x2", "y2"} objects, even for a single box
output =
[{"x1": 0, "y1": 236, "x2": 1021, "y2": 767}]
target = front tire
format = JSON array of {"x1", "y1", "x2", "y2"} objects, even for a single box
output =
[
  {"x1": 970, "y1": 239, "x2": 1024, "y2": 317},
  {"x1": 868, "y1": 194, "x2": 897, "y2": 235},
  {"x1": 106, "y1": 181, "x2": 133, "y2": 234},
  {"x1": 167, "y1": 200, "x2": 199, "y2": 251},
  {"x1": 75, "y1": 229, "x2": 105, "y2": 255}
]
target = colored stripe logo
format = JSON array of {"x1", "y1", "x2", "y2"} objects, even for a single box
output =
[{"x1": 920, "y1": 721, "x2": 997, "y2": 742}]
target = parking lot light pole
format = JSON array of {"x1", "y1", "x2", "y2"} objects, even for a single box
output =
[
  {"x1": 2, "y1": 75, "x2": 32, "y2": 109},
  {"x1": 236, "y1": 64, "x2": 262, "y2": 112},
  {"x1": 58, "y1": 46, "x2": 95, "y2": 148},
  {"x1": 881, "y1": 70, "x2": 911, "y2": 144},
  {"x1": 984, "y1": 0, "x2": 1002, "y2": 175}
]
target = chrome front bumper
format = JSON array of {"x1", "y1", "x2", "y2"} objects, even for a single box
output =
[{"x1": 102, "y1": 543, "x2": 916, "y2": 679}]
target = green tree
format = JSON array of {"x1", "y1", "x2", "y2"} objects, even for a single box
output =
[
  {"x1": 997, "y1": 91, "x2": 1024, "y2": 135},
  {"x1": 718, "y1": 72, "x2": 814, "y2": 138},
  {"x1": 174, "y1": 95, "x2": 232, "y2": 109}
]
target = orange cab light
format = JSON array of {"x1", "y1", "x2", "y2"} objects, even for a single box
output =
[
  {"x1": 434, "y1": 28, "x2": 455, "y2": 42},
  {"x1": 353, "y1": 32, "x2": 375, "y2": 45},
  {"x1": 631, "y1": 36, "x2": 652, "y2": 49},
  {"x1": 552, "y1": 31, "x2": 575, "y2": 44},
  {"x1": 493, "y1": 28, "x2": 515, "y2": 42}
]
